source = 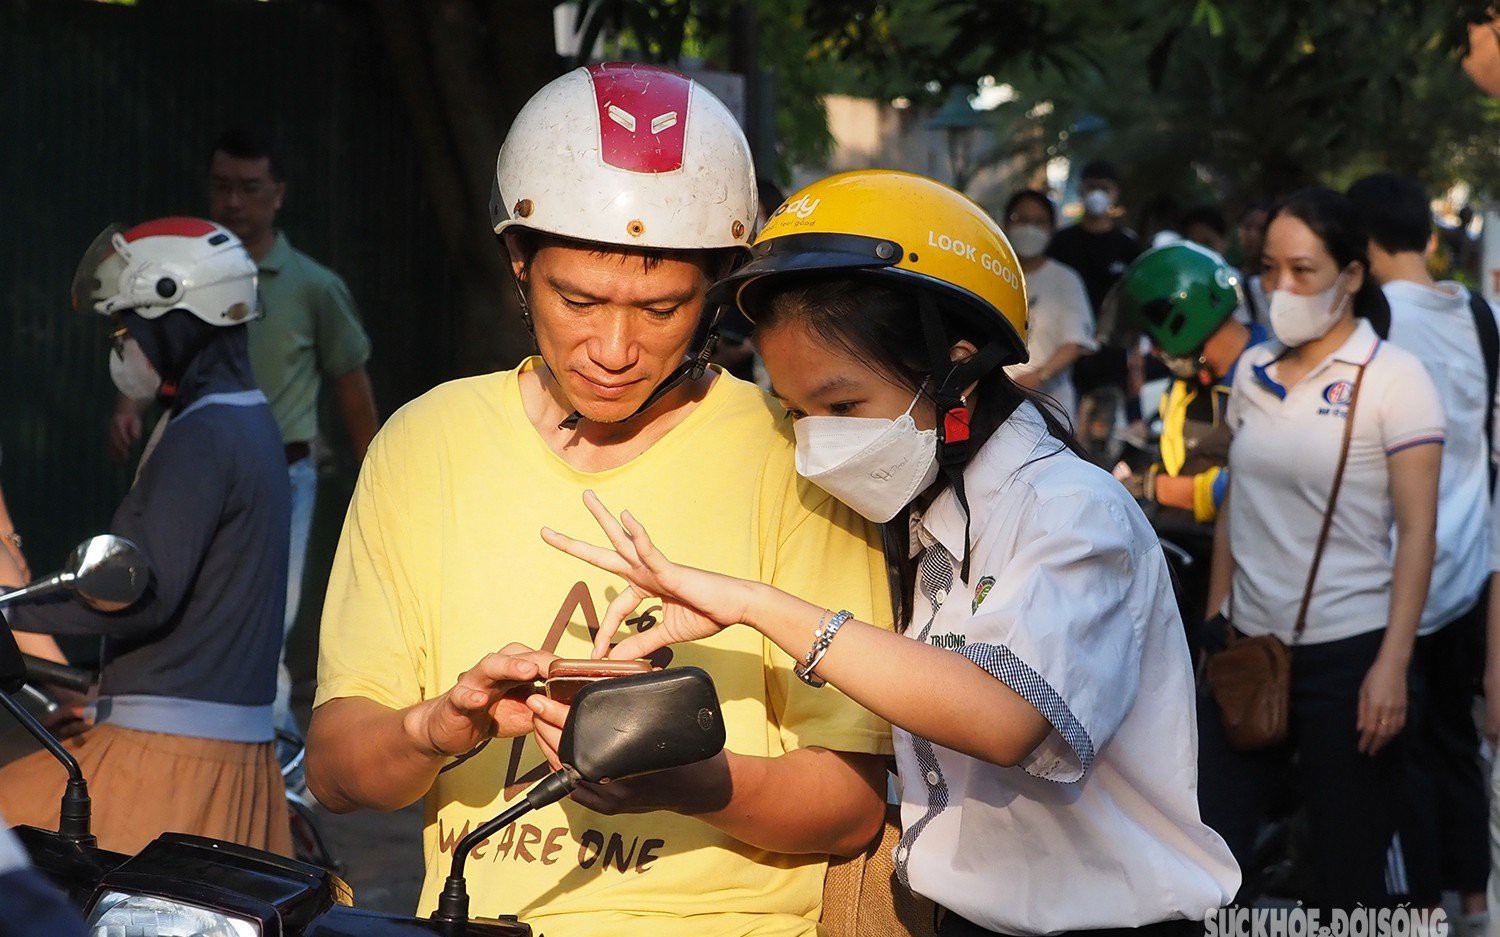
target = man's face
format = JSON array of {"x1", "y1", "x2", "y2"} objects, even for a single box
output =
[
  {"x1": 514, "y1": 240, "x2": 710, "y2": 423},
  {"x1": 208, "y1": 151, "x2": 284, "y2": 244}
]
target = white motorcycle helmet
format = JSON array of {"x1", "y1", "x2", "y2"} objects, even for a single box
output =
[
  {"x1": 72, "y1": 217, "x2": 259, "y2": 326},
  {"x1": 491, "y1": 62, "x2": 757, "y2": 252},
  {"x1": 490, "y1": 62, "x2": 757, "y2": 426}
]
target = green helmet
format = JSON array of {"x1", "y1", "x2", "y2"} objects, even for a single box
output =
[{"x1": 1117, "y1": 242, "x2": 1240, "y2": 357}]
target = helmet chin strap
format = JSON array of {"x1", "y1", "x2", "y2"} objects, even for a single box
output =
[{"x1": 916, "y1": 293, "x2": 1012, "y2": 582}]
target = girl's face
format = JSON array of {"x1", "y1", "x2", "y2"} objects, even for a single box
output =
[
  {"x1": 758, "y1": 318, "x2": 938, "y2": 430},
  {"x1": 1262, "y1": 214, "x2": 1363, "y2": 296}
]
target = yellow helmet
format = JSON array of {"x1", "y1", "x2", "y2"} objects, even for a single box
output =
[{"x1": 710, "y1": 169, "x2": 1028, "y2": 364}]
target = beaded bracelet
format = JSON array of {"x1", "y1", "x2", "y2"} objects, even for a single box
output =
[{"x1": 795, "y1": 609, "x2": 853, "y2": 688}]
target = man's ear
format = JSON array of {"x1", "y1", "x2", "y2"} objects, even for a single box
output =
[
  {"x1": 502, "y1": 230, "x2": 531, "y2": 284},
  {"x1": 272, "y1": 180, "x2": 286, "y2": 213}
]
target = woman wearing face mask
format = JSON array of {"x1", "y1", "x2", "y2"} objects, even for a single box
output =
[
  {"x1": 540, "y1": 170, "x2": 1240, "y2": 937},
  {"x1": 1198, "y1": 188, "x2": 1443, "y2": 907},
  {"x1": 0, "y1": 218, "x2": 292, "y2": 857},
  {"x1": 1000, "y1": 189, "x2": 1097, "y2": 424}
]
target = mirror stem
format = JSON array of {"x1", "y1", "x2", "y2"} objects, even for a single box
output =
[
  {"x1": 0, "y1": 573, "x2": 71, "y2": 607},
  {"x1": 431, "y1": 767, "x2": 578, "y2": 924},
  {"x1": 0, "y1": 691, "x2": 93, "y2": 847}
]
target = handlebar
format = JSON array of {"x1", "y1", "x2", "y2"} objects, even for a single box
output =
[{"x1": 21, "y1": 655, "x2": 96, "y2": 693}]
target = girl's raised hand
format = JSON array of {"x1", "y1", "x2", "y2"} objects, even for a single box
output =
[{"x1": 541, "y1": 490, "x2": 759, "y2": 660}]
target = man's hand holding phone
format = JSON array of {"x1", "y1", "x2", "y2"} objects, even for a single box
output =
[{"x1": 402, "y1": 643, "x2": 558, "y2": 759}]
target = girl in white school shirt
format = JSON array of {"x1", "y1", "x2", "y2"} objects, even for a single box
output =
[
  {"x1": 540, "y1": 170, "x2": 1239, "y2": 937},
  {"x1": 1200, "y1": 188, "x2": 1443, "y2": 909}
]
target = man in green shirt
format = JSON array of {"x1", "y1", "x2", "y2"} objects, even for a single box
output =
[{"x1": 107, "y1": 128, "x2": 379, "y2": 730}]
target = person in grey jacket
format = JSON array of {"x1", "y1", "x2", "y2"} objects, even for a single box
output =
[{"x1": 0, "y1": 218, "x2": 291, "y2": 856}]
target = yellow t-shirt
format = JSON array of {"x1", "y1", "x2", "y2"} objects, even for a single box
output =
[{"x1": 315, "y1": 359, "x2": 893, "y2": 936}]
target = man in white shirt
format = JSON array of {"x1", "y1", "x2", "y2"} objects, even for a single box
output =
[
  {"x1": 1001, "y1": 189, "x2": 1098, "y2": 424},
  {"x1": 1350, "y1": 173, "x2": 1495, "y2": 930}
]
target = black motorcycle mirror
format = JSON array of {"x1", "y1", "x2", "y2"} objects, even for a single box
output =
[
  {"x1": 432, "y1": 667, "x2": 726, "y2": 925},
  {"x1": 0, "y1": 535, "x2": 150, "y2": 847}
]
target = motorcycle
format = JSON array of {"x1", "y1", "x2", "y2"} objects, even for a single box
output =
[{"x1": 1, "y1": 535, "x2": 728, "y2": 935}]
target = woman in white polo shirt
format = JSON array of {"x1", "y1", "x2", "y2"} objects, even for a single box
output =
[
  {"x1": 542, "y1": 170, "x2": 1240, "y2": 936},
  {"x1": 1201, "y1": 187, "x2": 1443, "y2": 908}
]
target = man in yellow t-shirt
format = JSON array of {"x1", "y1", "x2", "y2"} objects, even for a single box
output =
[{"x1": 305, "y1": 64, "x2": 892, "y2": 937}]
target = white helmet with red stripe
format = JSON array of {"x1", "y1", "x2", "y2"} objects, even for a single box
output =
[
  {"x1": 72, "y1": 217, "x2": 259, "y2": 327},
  {"x1": 491, "y1": 63, "x2": 756, "y2": 252}
]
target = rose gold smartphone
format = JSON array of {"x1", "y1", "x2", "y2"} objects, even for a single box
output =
[{"x1": 542, "y1": 658, "x2": 652, "y2": 704}]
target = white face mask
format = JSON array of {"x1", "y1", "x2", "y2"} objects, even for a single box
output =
[
  {"x1": 793, "y1": 391, "x2": 940, "y2": 524},
  {"x1": 109, "y1": 337, "x2": 162, "y2": 403},
  {"x1": 1005, "y1": 223, "x2": 1051, "y2": 259},
  {"x1": 1082, "y1": 189, "x2": 1115, "y2": 217},
  {"x1": 1268, "y1": 274, "x2": 1350, "y2": 347}
]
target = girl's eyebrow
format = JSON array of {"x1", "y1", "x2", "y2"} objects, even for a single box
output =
[{"x1": 807, "y1": 375, "x2": 857, "y2": 399}]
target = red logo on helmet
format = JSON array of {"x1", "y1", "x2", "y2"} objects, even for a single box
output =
[
  {"x1": 588, "y1": 62, "x2": 691, "y2": 174},
  {"x1": 121, "y1": 217, "x2": 218, "y2": 242}
]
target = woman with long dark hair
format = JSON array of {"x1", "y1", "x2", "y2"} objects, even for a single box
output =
[
  {"x1": 1199, "y1": 187, "x2": 1443, "y2": 907},
  {"x1": 539, "y1": 170, "x2": 1239, "y2": 936}
]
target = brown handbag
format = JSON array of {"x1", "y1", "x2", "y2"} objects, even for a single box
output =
[
  {"x1": 1206, "y1": 358, "x2": 1368, "y2": 751},
  {"x1": 822, "y1": 804, "x2": 937, "y2": 937}
]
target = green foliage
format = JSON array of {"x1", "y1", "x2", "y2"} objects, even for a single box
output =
[
  {"x1": 797, "y1": 0, "x2": 1088, "y2": 101},
  {"x1": 976, "y1": 0, "x2": 1500, "y2": 205},
  {"x1": 589, "y1": 0, "x2": 1500, "y2": 200},
  {"x1": 587, "y1": 0, "x2": 1087, "y2": 177}
]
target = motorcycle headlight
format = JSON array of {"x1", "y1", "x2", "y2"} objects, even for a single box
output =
[{"x1": 86, "y1": 890, "x2": 260, "y2": 937}]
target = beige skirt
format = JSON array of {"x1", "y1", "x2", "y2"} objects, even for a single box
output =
[{"x1": 0, "y1": 723, "x2": 291, "y2": 857}]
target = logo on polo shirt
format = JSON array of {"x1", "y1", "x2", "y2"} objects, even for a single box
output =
[
  {"x1": 1316, "y1": 379, "x2": 1356, "y2": 418},
  {"x1": 1322, "y1": 380, "x2": 1355, "y2": 406}
]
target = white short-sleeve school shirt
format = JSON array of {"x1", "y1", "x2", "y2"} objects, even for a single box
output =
[
  {"x1": 1224, "y1": 319, "x2": 1445, "y2": 644},
  {"x1": 1004, "y1": 259, "x2": 1098, "y2": 420},
  {"x1": 895, "y1": 402, "x2": 1239, "y2": 934}
]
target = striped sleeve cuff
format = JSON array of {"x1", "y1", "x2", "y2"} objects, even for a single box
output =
[
  {"x1": 959, "y1": 642, "x2": 1095, "y2": 783},
  {"x1": 1385, "y1": 433, "x2": 1445, "y2": 456}
]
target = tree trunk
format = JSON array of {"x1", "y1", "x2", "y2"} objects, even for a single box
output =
[{"x1": 374, "y1": 0, "x2": 561, "y2": 377}]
